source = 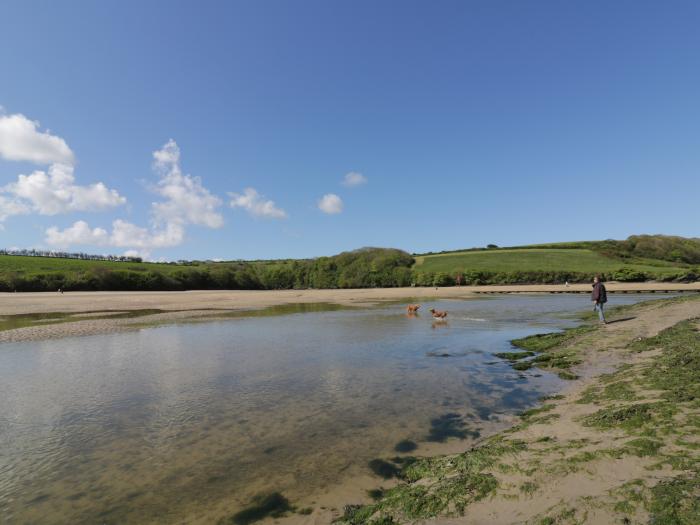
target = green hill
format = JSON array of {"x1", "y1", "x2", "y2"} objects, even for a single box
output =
[
  {"x1": 410, "y1": 235, "x2": 700, "y2": 286},
  {"x1": 414, "y1": 248, "x2": 687, "y2": 278},
  {"x1": 1, "y1": 236, "x2": 698, "y2": 292}
]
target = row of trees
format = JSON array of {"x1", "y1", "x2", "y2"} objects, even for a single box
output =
[
  {"x1": 4, "y1": 265, "x2": 697, "y2": 293},
  {"x1": 0, "y1": 248, "x2": 416, "y2": 292},
  {"x1": 2, "y1": 241, "x2": 699, "y2": 292},
  {"x1": 0, "y1": 248, "x2": 142, "y2": 263},
  {"x1": 414, "y1": 268, "x2": 699, "y2": 287}
]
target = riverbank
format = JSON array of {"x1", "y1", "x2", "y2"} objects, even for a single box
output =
[
  {"x1": 1, "y1": 284, "x2": 699, "y2": 343},
  {"x1": 321, "y1": 294, "x2": 700, "y2": 525}
]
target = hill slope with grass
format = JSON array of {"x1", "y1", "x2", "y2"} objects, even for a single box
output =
[
  {"x1": 0, "y1": 235, "x2": 698, "y2": 291},
  {"x1": 412, "y1": 236, "x2": 700, "y2": 286}
]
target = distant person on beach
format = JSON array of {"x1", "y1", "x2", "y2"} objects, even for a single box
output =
[{"x1": 591, "y1": 275, "x2": 607, "y2": 324}]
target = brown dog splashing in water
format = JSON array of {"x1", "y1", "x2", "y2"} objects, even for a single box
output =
[
  {"x1": 406, "y1": 304, "x2": 421, "y2": 314},
  {"x1": 429, "y1": 308, "x2": 448, "y2": 320}
]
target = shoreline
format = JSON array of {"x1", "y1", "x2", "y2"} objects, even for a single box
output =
[
  {"x1": 1, "y1": 284, "x2": 699, "y2": 344},
  {"x1": 324, "y1": 294, "x2": 700, "y2": 525}
]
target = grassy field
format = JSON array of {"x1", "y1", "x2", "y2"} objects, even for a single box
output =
[
  {"x1": 0, "y1": 255, "x2": 183, "y2": 274},
  {"x1": 1, "y1": 238, "x2": 698, "y2": 292},
  {"x1": 413, "y1": 248, "x2": 688, "y2": 277}
]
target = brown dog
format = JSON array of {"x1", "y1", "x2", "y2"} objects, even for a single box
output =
[
  {"x1": 406, "y1": 304, "x2": 421, "y2": 314},
  {"x1": 429, "y1": 308, "x2": 448, "y2": 319}
]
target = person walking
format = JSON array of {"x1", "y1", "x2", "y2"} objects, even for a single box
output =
[{"x1": 591, "y1": 275, "x2": 607, "y2": 324}]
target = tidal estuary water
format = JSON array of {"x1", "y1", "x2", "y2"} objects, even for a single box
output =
[{"x1": 0, "y1": 294, "x2": 670, "y2": 523}]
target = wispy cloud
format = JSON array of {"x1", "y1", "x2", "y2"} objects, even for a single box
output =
[
  {"x1": 150, "y1": 139, "x2": 224, "y2": 229},
  {"x1": 229, "y1": 187, "x2": 287, "y2": 219},
  {"x1": 342, "y1": 171, "x2": 367, "y2": 187}
]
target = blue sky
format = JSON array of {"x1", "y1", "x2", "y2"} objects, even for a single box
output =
[{"x1": 1, "y1": 1, "x2": 699, "y2": 260}]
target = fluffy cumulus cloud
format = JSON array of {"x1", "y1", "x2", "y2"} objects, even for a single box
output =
[
  {"x1": 5, "y1": 163, "x2": 125, "y2": 215},
  {"x1": 45, "y1": 140, "x2": 221, "y2": 255},
  {"x1": 318, "y1": 193, "x2": 343, "y2": 214},
  {"x1": 0, "y1": 113, "x2": 74, "y2": 165},
  {"x1": 342, "y1": 171, "x2": 367, "y2": 187},
  {"x1": 0, "y1": 112, "x2": 125, "y2": 222},
  {"x1": 46, "y1": 219, "x2": 184, "y2": 252},
  {"x1": 229, "y1": 187, "x2": 287, "y2": 219},
  {"x1": 45, "y1": 220, "x2": 109, "y2": 246}
]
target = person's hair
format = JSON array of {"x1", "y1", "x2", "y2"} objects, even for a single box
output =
[{"x1": 594, "y1": 274, "x2": 603, "y2": 282}]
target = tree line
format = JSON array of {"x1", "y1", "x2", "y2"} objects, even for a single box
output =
[
  {"x1": 0, "y1": 248, "x2": 143, "y2": 263},
  {"x1": 0, "y1": 248, "x2": 416, "y2": 292}
]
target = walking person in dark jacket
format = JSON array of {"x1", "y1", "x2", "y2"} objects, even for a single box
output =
[{"x1": 591, "y1": 275, "x2": 607, "y2": 324}]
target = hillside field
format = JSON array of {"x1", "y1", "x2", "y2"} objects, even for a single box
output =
[
  {"x1": 1, "y1": 236, "x2": 699, "y2": 291},
  {"x1": 413, "y1": 248, "x2": 687, "y2": 277},
  {"x1": 0, "y1": 254, "x2": 191, "y2": 276}
]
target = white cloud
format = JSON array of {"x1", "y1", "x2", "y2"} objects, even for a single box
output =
[
  {"x1": 110, "y1": 219, "x2": 184, "y2": 249},
  {"x1": 45, "y1": 220, "x2": 109, "y2": 247},
  {"x1": 151, "y1": 139, "x2": 223, "y2": 228},
  {"x1": 342, "y1": 171, "x2": 367, "y2": 187},
  {"x1": 318, "y1": 193, "x2": 343, "y2": 214},
  {"x1": 46, "y1": 219, "x2": 184, "y2": 251},
  {"x1": 4, "y1": 163, "x2": 125, "y2": 215},
  {"x1": 229, "y1": 187, "x2": 287, "y2": 219},
  {"x1": 44, "y1": 139, "x2": 221, "y2": 254},
  {"x1": 0, "y1": 195, "x2": 30, "y2": 223},
  {"x1": 0, "y1": 113, "x2": 74, "y2": 165},
  {"x1": 0, "y1": 111, "x2": 125, "y2": 222}
]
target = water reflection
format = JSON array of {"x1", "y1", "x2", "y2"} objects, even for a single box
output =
[{"x1": 0, "y1": 294, "x2": 671, "y2": 523}]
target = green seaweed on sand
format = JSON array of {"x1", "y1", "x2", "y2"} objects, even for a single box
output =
[
  {"x1": 492, "y1": 323, "x2": 595, "y2": 378},
  {"x1": 648, "y1": 473, "x2": 700, "y2": 524},
  {"x1": 337, "y1": 437, "x2": 525, "y2": 523},
  {"x1": 578, "y1": 380, "x2": 637, "y2": 404},
  {"x1": 511, "y1": 325, "x2": 595, "y2": 353},
  {"x1": 623, "y1": 438, "x2": 663, "y2": 457},
  {"x1": 557, "y1": 370, "x2": 579, "y2": 380},
  {"x1": 493, "y1": 351, "x2": 535, "y2": 361},
  {"x1": 519, "y1": 404, "x2": 555, "y2": 419},
  {"x1": 520, "y1": 481, "x2": 538, "y2": 495},
  {"x1": 581, "y1": 403, "x2": 661, "y2": 432}
]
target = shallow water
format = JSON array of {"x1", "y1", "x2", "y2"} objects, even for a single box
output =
[{"x1": 0, "y1": 294, "x2": 672, "y2": 523}]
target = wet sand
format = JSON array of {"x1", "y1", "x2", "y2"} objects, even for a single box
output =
[{"x1": 1, "y1": 284, "x2": 699, "y2": 343}]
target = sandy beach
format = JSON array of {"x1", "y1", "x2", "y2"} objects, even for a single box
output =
[
  {"x1": 3, "y1": 283, "x2": 700, "y2": 316},
  {"x1": 1, "y1": 284, "x2": 698, "y2": 343}
]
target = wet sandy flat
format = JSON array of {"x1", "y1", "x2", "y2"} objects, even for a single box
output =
[{"x1": 1, "y1": 284, "x2": 698, "y2": 343}]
